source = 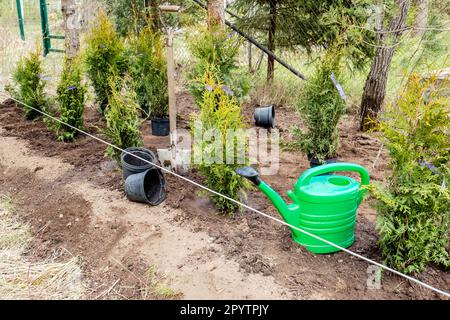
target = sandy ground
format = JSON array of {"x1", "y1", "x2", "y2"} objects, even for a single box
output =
[
  {"x1": 0, "y1": 130, "x2": 291, "y2": 299},
  {"x1": 0, "y1": 98, "x2": 448, "y2": 300}
]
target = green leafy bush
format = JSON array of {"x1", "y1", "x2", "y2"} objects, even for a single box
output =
[
  {"x1": 84, "y1": 10, "x2": 127, "y2": 113},
  {"x1": 104, "y1": 77, "x2": 143, "y2": 162},
  {"x1": 192, "y1": 68, "x2": 251, "y2": 215},
  {"x1": 10, "y1": 47, "x2": 48, "y2": 119},
  {"x1": 54, "y1": 58, "x2": 86, "y2": 142},
  {"x1": 188, "y1": 27, "x2": 250, "y2": 104},
  {"x1": 291, "y1": 52, "x2": 345, "y2": 162},
  {"x1": 127, "y1": 27, "x2": 168, "y2": 118},
  {"x1": 369, "y1": 74, "x2": 450, "y2": 274},
  {"x1": 104, "y1": 0, "x2": 149, "y2": 37}
]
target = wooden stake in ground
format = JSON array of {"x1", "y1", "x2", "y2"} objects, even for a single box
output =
[
  {"x1": 61, "y1": 0, "x2": 80, "y2": 61},
  {"x1": 166, "y1": 28, "x2": 176, "y2": 143}
]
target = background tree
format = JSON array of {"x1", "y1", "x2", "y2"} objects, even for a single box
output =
[
  {"x1": 414, "y1": 0, "x2": 430, "y2": 36},
  {"x1": 61, "y1": 0, "x2": 80, "y2": 62},
  {"x1": 207, "y1": 0, "x2": 225, "y2": 30},
  {"x1": 359, "y1": 0, "x2": 411, "y2": 131},
  {"x1": 231, "y1": 0, "x2": 374, "y2": 83}
]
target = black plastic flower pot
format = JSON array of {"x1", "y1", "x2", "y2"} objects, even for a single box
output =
[
  {"x1": 121, "y1": 147, "x2": 157, "y2": 181},
  {"x1": 151, "y1": 117, "x2": 170, "y2": 136},
  {"x1": 254, "y1": 105, "x2": 275, "y2": 128},
  {"x1": 124, "y1": 168, "x2": 166, "y2": 206}
]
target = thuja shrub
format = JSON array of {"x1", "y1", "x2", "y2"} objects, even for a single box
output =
[
  {"x1": 188, "y1": 27, "x2": 250, "y2": 104},
  {"x1": 9, "y1": 46, "x2": 48, "y2": 119},
  {"x1": 369, "y1": 74, "x2": 450, "y2": 274},
  {"x1": 291, "y1": 52, "x2": 345, "y2": 162},
  {"x1": 84, "y1": 10, "x2": 127, "y2": 113},
  {"x1": 104, "y1": 77, "x2": 143, "y2": 162},
  {"x1": 192, "y1": 68, "x2": 251, "y2": 215},
  {"x1": 127, "y1": 27, "x2": 168, "y2": 118},
  {"x1": 54, "y1": 57, "x2": 86, "y2": 142}
]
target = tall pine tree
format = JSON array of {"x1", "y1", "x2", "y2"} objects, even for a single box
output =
[{"x1": 231, "y1": 0, "x2": 374, "y2": 83}]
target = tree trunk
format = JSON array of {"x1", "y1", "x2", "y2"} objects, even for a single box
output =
[
  {"x1": 359, "y1": 0, "x2": 411, "y2": 131},
  {"x1": 61, "y1": 0, "x2": 80, "y2": 62},
  {"x1": 207, "y1": 0, "x2": 225, "y2": 30},
  {"x1": 414, "y1": 0, "x2": 429, "y2": 36},
  {"x1": 267, "y1": 0, "x2": 277, "y2": 84}
]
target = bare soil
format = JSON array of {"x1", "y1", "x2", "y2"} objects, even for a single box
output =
[{"x1": 0, "y1": 95, "x2": 448, "y2": 300}]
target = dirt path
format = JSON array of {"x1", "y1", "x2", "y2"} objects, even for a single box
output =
[
  {"x1": 0, "y1": 132, "x2": 289, "y2": 299},
  {"x1": 0, "y1": 99, "x2": 448, "y2": 300}
]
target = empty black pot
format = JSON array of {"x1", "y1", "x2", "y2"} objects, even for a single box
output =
[
  {"x1": 254, "y1": 105, "x2": 275, "y2": 128},
  {"x1": 121, "y1": 147, "x2": 157, "y2": 180},
  {"x1": 124, "y1": 168, "x2": 166, "y2": 205},
  {"x1": 151, "y1": 117, "x2": 170, "y2": 136}
]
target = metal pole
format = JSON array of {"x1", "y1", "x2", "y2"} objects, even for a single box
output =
[
  {"x1": 191, "y1": 0, "x2": 306, "y2": 81},
  {"x1": 16, "y1": 0, "x2": 25, "y2": 40},
  {"x1": 39, "y1": 0, "x2": 51, "y2": 56}
]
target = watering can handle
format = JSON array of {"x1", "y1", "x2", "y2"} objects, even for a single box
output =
[{"x1": 298, "y1": 163, "x2": 370, "y2": 202}]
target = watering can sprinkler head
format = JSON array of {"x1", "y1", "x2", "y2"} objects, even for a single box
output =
[{"x1": 235, "y1": 167, "x2": 261, "y2": 186}]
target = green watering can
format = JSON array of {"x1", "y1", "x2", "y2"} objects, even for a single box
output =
[{"x1": 236, "y1": 163, "x2": 370, "y2": 254}]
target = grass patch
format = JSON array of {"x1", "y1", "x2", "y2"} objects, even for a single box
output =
[
  {"x1": 141, "y1": 265, "x2": 181, "y2": 300},
  {"x1": 0, "y1": 195, "x2": 84, "y2": 300}
]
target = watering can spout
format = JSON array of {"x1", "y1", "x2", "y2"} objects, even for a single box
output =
[{"x1": 236, "y1": 167, "x2": 297, "y2": 225}]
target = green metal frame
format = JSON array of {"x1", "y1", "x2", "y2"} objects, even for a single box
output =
[
  {"x1": 16, "y1": 0, "x2": 25, "y2": 40},
  {"x1": 39, "y1": 0, "x2": 65, "y2": 56}
]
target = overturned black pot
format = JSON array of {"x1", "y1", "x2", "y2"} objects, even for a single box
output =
[
  {"x1": 151, "y1": 117, "x2": 170, "y2": 136},
  {"x1": 254, "y1": 105, "x2": 275, "y2": 128}
]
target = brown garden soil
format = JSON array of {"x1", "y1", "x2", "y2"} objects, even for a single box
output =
[{"x1": 0, "y1": 94, "x2": 448, "y2": 300}]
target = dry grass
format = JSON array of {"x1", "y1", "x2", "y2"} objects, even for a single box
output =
[
  {"x1": 141, "y1": 265, "x2": 181, "y2": 300},
  {"x1": 0, "y1": 195, "x2": 84, "y2": 300}
]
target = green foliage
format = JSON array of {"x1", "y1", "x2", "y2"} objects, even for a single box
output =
[
  {"x1": 187, "y1": 28, "x2": 250, "y2": 104},
  {"x1": 104, "y1": 0, "x2": 203, "y2": 36},
  {"x1": 291, "y1": 51, "x2": 345, "y2": 162},
  {"x1": 192, "y1": 68, "x2": 251, "y2": 215},
  {"x1": 84, "y1": 10, "x2": 127, "y2": 113},
  {"x1": 10, "y1": 47, "x2": 48, "y2": 120},
  {"x1": 104, "y1": 77, "x2": 143, "y2": 162},
  {"x1": 232, "y1": 0, "x2": 375, "y2": 68},
  {"x1": 369, "y1": 74, "x2": 450, "y2": 274},
  {"x1": 127, "y1": 28, "x2": 168, "y2": 118},
  {"x1": 54, "y1": 58, "x2": 86, "y2": 142},
  {"x1": 104, "y1": 0, "x2": 149, "y2": 36}
]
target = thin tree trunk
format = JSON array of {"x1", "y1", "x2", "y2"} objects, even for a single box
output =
[
  {"x1": 359, "y1": 0, "x2": 411, "y2": 131},
  {"x1": 207, "y1": 0, "x2": 225, "y2": 30},
  {"x1": 267, "y1": 0, "x2": 277, "y2": 84},
  {"x1": 414, "y1": 0, "x2": 429, "y2": 36},
  {"x1": 61, "y1": 0, "x2": 80, "y2": 62}
]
